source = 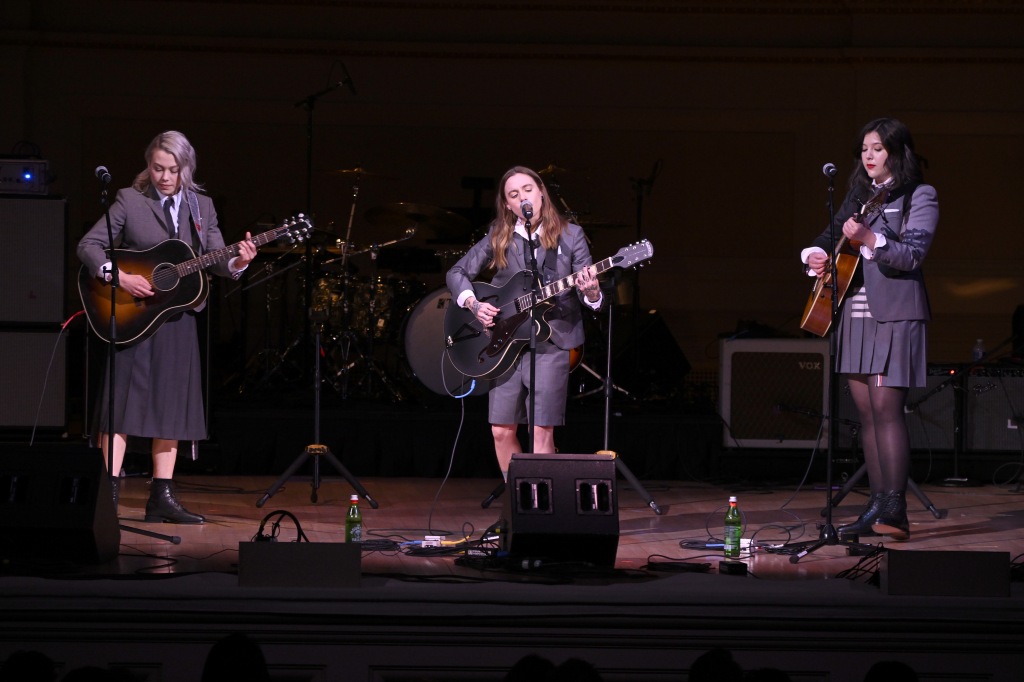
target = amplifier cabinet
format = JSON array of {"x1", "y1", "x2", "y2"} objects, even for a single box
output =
[
  {"x1": 966, "y1": 368, "x2": 1024, "y2": 452},
  {"x1": 720, "y1": 339, "x2": 830, "y2": 449}
]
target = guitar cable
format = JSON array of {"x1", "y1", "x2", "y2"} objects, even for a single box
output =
[{"x1": 29, "y1": 310, "x2": 85, "y2": 446}]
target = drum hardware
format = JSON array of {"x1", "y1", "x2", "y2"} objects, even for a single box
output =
[{"x1": 321, "y1": 235, "x2": 420, "y2": 402}]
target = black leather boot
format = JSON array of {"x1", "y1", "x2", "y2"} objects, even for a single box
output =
[
  {"x1": 110, "y1": 477, "x2": 120, "y2": 510},
  {"x1": 837, "y1": 492, "x2": 883, "y2": 537},
  {"x1": 145, "y1": 478, "x2": 205, "y2": 524},
  {"x1": 871, "y1": 490, "x2": 909, "y2": 540}
]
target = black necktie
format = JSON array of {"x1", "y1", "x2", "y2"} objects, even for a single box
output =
[{"x1": 163, "y1": 197, "x2": 175, "y2": 237}]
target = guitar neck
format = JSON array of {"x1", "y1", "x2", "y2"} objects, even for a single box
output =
[
  {"x1": 535, "y1": 255, "x2": 618, "y2": 304},
  {"x1": 174, "y1": 227, "x2": 288, "y2": 276}
]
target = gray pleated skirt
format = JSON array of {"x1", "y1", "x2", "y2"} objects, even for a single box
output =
[
  {"x1": 836, "y1": 287, "x2": 928, "y2": 388},
  {"x1": 93, "y1": 311, "x2": 208, "y2": 440}
]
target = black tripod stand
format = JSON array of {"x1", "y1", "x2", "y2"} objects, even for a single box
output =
[
  {"x1": 826, "y1": 416, "x2": 946, "y2": 520},
  {"x1": 590, "y1": 275, "x2": 661, "y2": 514},
  {"x1": 256, "y1": 312, "x2": 377, "y2": 508}
]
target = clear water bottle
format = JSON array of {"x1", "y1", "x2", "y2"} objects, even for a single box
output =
[
  {"x1": 345, "y1": 494, "x2": 363, "y2": 542},
  {"x1": 971, "y1": 338, "x2": 985, "y2": 362},
  {"x1": 724, "y1": 496, "x2": 742, "y2": 558}
]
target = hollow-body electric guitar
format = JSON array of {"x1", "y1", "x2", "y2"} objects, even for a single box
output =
[
  {"x1": 78, "y1": 215, "x2": 312, "y2": 346},
  {"x1": 443, "y1": 240, "x2": 654, "y2": 380},
  {"x1": 799, "y1": 188, "x2": 889, "y2": 336}
]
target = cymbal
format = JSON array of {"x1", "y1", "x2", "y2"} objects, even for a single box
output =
[
  {"x1": 537, "y1": 163, "x2": 568, "y2": 176},
  {"x1": 363, "y1": 202, "x2": 471, "y2": 238},
  {"x1": 324, "y1": 166, "x2": 397, "y2": 180}
]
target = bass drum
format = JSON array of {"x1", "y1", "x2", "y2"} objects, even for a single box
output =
[{"x1": 402, "y1": 287, "x2": 489, "y2": 397}]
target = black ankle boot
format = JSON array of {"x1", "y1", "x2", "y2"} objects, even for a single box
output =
[
  {"x1": 837, "y1": 492, "x2": 883, "y2": 537},
  {"x1": 871, "y1": 490, "x2": 909, "y2": 540},
  {"x1": 145, "y1": 478, "x2": 205, "y2": 524},
  {"x1": 110, "y1": 477, "x2": 120, "y2": 510}
]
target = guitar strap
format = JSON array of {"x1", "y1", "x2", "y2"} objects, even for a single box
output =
[{"x1": 185, "y1": 190, "x2": 203, "y2": 253}]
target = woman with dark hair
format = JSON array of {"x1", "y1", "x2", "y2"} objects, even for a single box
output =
[
  {"x1": 801, "y1": 118, "x2": 939, "y2": 540},
  {"x1": 78, "y1": 131, "x2": 258, "y2": 524},
  {"x1": 446, "y1": 166, "x2": 602, "y2": 485}
]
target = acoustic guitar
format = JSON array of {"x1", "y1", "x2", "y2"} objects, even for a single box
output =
[
  {"x1": 799, "y1": 188, "x2": 889, "y2": 336},
  {"x1": 79, "y1": 215, "x2": 312, "y2": 346}
]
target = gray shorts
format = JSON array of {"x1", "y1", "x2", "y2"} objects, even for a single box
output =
[{"x1": 488, "y1": 342, "x2": 570, "y2": 426}]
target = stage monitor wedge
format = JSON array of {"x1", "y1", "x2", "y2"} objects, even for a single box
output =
[
  {"x1": 0, "y1": 449, "x2": 120, "y2": 566},
  {"x1": 504, "y1": 452, "x2": 619, "y2": 567}
]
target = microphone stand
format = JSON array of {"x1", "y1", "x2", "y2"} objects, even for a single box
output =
[
  {"x1": 481, "y1": 212, "x2": 544, "y2": 509},
  {"x1": 790, "y1": 169, "x2": 869, "y2": 562},
  {"x1": 524, "y1": 213, "x2": 540, "y2": 455},
  {"x1": 97, "y1": 177, "x2": 179, "y2": 546}
]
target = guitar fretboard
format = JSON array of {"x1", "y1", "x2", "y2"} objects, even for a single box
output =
[
  {"x1": 175, "y1": 227, "x2": 290, "y2": 277},
  {"x1": 511, "y1": 241, "x2": 653, "y2": 313}
]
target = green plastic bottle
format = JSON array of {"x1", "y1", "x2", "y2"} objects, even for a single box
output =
[
  {"x1": 345, "y1": 494, "x2": 363, "y2": 542},
  {"x1": 724, "y1": 496, "x2": 741, "y2": 558}
]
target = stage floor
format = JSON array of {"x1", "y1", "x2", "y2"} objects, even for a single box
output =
[{"x1": 2, "y1": 473, "x2": 1024, "y2": 681}]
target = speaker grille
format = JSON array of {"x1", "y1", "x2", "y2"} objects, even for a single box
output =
[{"x1": 720, "y1": 339, "x2": 829, "y2": 448}]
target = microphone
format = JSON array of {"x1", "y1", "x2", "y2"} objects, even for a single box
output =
[
  {"x1": 339, "y1": 61, "x2": 357, "y2": 95},
  {"x1": 521, "y1": 200, "x2": 534, "y2": 220},
  {"x1": 95, "y1": 165, "x2": 112, "y2": 184},
  {"x1": 822, "y1": 163, "x2": 837, "y2": 178}
]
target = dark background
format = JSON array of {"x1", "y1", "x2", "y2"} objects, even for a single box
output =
[{"x1": 2, "y1": 1, "x2": 1023, "y2": 470}]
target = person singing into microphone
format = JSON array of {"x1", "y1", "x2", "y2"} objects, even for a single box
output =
[
  {"x1": 446, "y1": 165, "x2": 602, "y2": 492},
  {"x1": 78, "y1": 130, "x2": 258, "y2": 524},
  {"x1": 801, "y1": 118, "x2": 939, "y2": 540}
]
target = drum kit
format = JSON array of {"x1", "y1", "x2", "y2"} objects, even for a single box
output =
[{"x1": 239, "y1": 167, "x2": 478, "y2": 401}]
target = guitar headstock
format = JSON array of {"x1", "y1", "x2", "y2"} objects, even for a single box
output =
[
  {"x1": 611, "y1": 239, "x2": 654, "y2": 269},
  {"x1": 278, "y1": 214, "x2": 313, "y2": 244}
]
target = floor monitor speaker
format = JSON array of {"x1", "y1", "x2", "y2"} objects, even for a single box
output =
[
  {"x1": 0, "y1": 449, "x2": 120, "y2": 565},
  {"x1": 505, "y1": 453, "x2": 619, "y2": 567}
]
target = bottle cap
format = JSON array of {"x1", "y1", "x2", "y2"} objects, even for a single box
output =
[
  {"x1": 350, "y1": 494, "x2": 359, "y2": 502},
  {"x1": 729, "y1": 495, "x2": 737, "y2": 503}
]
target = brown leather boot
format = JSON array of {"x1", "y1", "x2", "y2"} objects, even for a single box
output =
[{"x1": 145, "y1": 478, "x2": 205, "y2": 524}]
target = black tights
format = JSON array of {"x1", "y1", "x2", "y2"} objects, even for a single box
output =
[{"x1": 847, "y1": 375, "x2": 910, "y2": 494}]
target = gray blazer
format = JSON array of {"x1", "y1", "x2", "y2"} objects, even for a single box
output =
[
  {"x1": 446, "y1": 222, "x2": 596, "y2": 350},
  {"x1": 813, "y1": 183, "x2": 938, "y2": 322}
]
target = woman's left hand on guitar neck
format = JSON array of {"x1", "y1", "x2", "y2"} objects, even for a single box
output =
[{"x1": 843, "y1": 215, "x2": 876, "y2": 251}]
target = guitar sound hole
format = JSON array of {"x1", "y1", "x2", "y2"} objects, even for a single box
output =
[{"x1": 151, "y1": 264, "x2": 179, "y2": 292}]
